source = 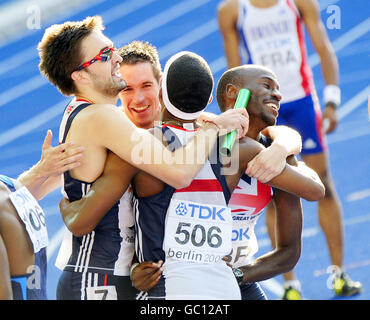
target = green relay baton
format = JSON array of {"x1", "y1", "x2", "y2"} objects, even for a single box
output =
[{"x1": 220, "y1": 88, "x2": 251, "y2": 157}]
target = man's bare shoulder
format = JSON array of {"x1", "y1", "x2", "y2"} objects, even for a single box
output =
[
  {"x1": 293, "y1": 0, "x2": 319, "y2": 16},
  {"x1": 0, "y1": 178, "x2": 22, "y2": 193},
  {"x1": 0, "y1": 181, "x2": 15, "y2": 221},
  {"x1": 79, "y1": 103, "x2": 121, "y2": 116},
  {"x1": 71, "y1": 103, "x2": 132, "y2": 130},
  {"x1": 218, "y1": 0, "x2": 238, "y2": 13},
  {"x1": 0, "y1": 181, "x2": 9, "y2": 195},
  {"x1": 89, "y1": 103, "x2": 119, "y2": 109}
]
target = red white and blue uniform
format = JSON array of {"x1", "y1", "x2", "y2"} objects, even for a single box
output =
[
  {"x1": 133, "y1": 124, "x2": 241, "y2": 300},
  {"x1": 228, "y1": 173, "x2": 273, "y2": 269},
  {"x1": 237, "y1": 0, "x2": 326, "y2": 154},
  {"x1": 226, "y1": 135, "x2": 274, "y2": 300},
  {"x1": 55, "y1": 99, "x2": 138, "y2": 300}
]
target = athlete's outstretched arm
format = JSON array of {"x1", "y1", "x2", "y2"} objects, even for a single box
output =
[
  {"x1": 90, "y1": 105, "x2": 248, "y2": 189},
  {"x1": 236, "y1": 138, "x2": 325, "y2": 201},
  {"x1": 238, "y1": 188, "x2": 302, "y2": 283},
  {"x1": 296, "y1": 0, "x2": 339, "y2": 133},
  {"x1": 60, "y1": 152, "x2": 138, "y2": 236},
  {"x1": 266, "y1": 157, "x2": 324, "y2": 201},
  {"x1": 246, "y1": 125, "x2": 302, "y2": 182},
  {"x1": 217, "y1": 0, "x2": 241, "y2": 68},
  {"x1": 59, "y1": 107, "x2": 247, "y2": 236},
  {"x1": 18, "y1": 130, "x2": 84, "y2": 200}
]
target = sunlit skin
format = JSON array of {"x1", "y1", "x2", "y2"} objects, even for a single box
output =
[
  {"x1": 225, "y1": 67, "x2": 282, "y2": 140},
  {"x1": 118, "y1": 62, "x2": 161, "y2": 129},
  {"x1": 247, "y1": 74, "x2": 281, "y2": 129},
  {"x1": 72, "y1": 30, "x2": 126, "y2": 105}
]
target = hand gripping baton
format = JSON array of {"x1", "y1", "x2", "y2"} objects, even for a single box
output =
[{"x1": 220, "y1": 88, "x2": 251, "y2": 157}]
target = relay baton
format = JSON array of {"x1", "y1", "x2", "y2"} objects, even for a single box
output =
[{"x1": 220, "y1": 88, "x2": 251, "y2": 157}]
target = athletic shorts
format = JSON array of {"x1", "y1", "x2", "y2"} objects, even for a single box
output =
[
  {"x1": 11, "y1": 275, "x2": 47, "y2": 300},
  {"x1": 240, "y1": 282, "x2": 267, "y2": 300},
  {"x1": 277, "y1": 94, "x2": 327, "y2": 155},
  {"x1": 56, "y1": 270, "x2": 143, "y2": 300}
]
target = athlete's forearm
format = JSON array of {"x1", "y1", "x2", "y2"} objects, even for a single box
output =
[
  {"x1": 319, "y1": 46, "x2": 339, "y2": 86},
  {"x1": 17, "y1": 163, "x2": 49, "y2": 200},
  {"x1": 244, "y1": 130, "x2": 301, "y2": 184},
  {"x1": 97, "y1": 106, "x2": 247, "y2": 189},
  {"x1": 222, "y1": 33, "x2": 241, "y2": 69},
  {"x1": 60, "y1": 185, "x2": 125, "y2": 237},
  {"x1": 239, "y1": 244, "x2": 300, "y2": 283},
  {"x1": 297, "y1": 0, "x2": 339, "y2": 86},
  {"x1": 121, "y1": 124, "x2": 218, "y2": 191},
  {"x1": 153, "y1": 108, "x2": 248, "y2": 188},
  {"x1": 217, "y1": 1, "x2": 241, "y2": 68},
  {"x1": 268, "y1": 163, "x2": 325, "y2": 201},
  {"x1": 262, "y1": 125, "x2": 302, "y2": 157},
  {"x1": 59, "y1": 189, "x2": 113, "y2": 237},
  {"x1": 217, "y1": 0, "x2": 241, "y2": 68},
  {"x1": 60, "y1": 161, "x2": 134, "y2": 236},
  {"x1": 239, "y1": 191, "x2": 302, "y2": 283}
]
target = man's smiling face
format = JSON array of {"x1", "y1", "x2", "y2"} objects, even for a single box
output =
[{"x1": 118, "y1": 61, "x2": 161, "y2": 129}]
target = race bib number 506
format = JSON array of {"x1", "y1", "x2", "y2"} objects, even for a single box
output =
[
  {"x1": 9, "y1": 187, "x2": 48, "y2": 253},
  {"x1": 163, "y1": 199, "x2": 232, "y2": 264}
]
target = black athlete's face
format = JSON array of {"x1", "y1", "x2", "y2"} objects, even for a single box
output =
[{"x1": 246, "y1": 71, "x2": 282, "y2": 127}]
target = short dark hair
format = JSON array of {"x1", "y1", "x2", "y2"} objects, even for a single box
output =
[
  {"x1": 217, "y1": 65, "x2": 277, "y2": 112},
  {"x1": 216, "y1": 67, "x2": 245, "y2": 112},
  {"x1": 38, "y1": 16, "x2": 104, "y2": 96},
  {"x1": 118, "y1": 41, "x2": 161, "y2": 82},
  {"x1": 165, "y1": 52, "x2": 213, "y2": 114}
]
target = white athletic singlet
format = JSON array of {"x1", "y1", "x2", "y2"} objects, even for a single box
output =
[
  {"x1": 133, "y1": 124, "x2": 241, "y2": 300},
  {"x1": 237, "y1": 0, "x2": 314, "y2": 102}
]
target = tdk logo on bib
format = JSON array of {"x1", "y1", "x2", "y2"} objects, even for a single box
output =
[
  {"x1": 232, "y1": 227, "x2": 250, "y2": 241},
  {"x1": 175, "y1": 202, "x2": 188, "y2": 216},
  {"x1": 175, "y1": 202, "x2": 226, "y2": 221}
]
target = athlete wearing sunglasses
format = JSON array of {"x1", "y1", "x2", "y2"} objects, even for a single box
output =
[
  {"x1": 76, "y1": 47, "x2": 116, "y2": 71},
  {"x1": 71, "y1": 35, "x2": 126, "y2": 101}
]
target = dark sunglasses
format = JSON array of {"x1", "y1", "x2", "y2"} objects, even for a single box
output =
[{"x1": 76, "y1": 47, "x2": 116, "y2": 71}]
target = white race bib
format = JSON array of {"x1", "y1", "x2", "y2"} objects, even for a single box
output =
[
  {"x1": 9, "y1": 187, "x2": 48, "y2": 253},
  {"x1": 228, "y1": 219, "x2": 258, "y2": 267},
  {"x1": 163, "y1": 199, "x2": 232, "y2": 264},
  {"x1": 86, "y1": 285, "x2": 117, "y2": 300}
]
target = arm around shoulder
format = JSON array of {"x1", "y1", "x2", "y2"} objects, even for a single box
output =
[
  {"x1": 96, "y1": 105, "x2": 248, "y2": 189},
  {"x1": 60, "y1": 152, "x2": 137, "y2": 236},
  {"x1": 267, "y1": 156, "x2": 325, "y2": 201}
]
